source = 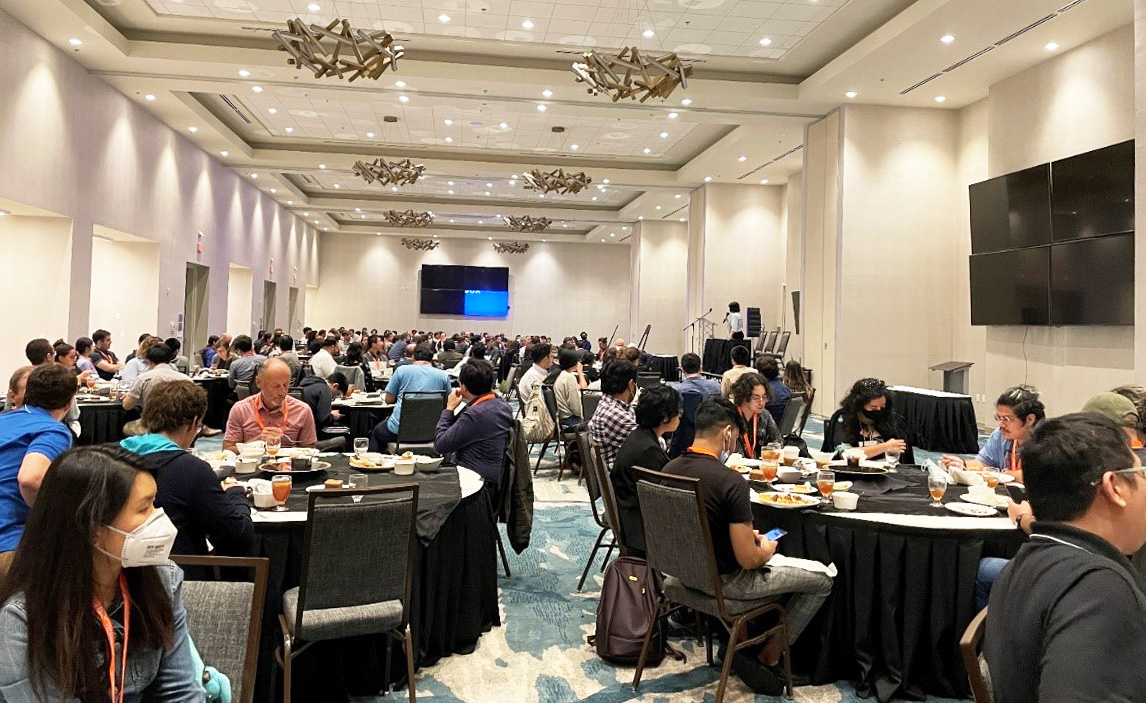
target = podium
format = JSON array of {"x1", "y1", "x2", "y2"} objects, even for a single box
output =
[{"x1": 930, "y1": 361, "x2": 974, "y2": 395}]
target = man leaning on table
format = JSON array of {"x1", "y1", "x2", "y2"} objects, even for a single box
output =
[
  {"x1": 984, "y1": 412, "x2": 1146, "y2": 703},
  {"x1": 224, "y1": 359, "x2": 317, "y2": 453}
]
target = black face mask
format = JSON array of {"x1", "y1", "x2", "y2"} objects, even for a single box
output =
[{"x1": 863, "y1": 407, "x2": 889, "y2": 422}]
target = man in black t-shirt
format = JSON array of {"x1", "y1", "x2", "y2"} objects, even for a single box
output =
[{"x1": 663, "y1": 397, "x2": 832, "y2": 688}]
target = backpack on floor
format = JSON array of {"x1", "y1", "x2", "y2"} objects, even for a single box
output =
[{"x1": 588, "y1": 556, "x2": 677, "y2": 666}]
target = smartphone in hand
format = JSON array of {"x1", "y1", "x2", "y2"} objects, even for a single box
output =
[
  {"x1": 763, "y1": 527, "x2": 788, "y2": 542},
  {"x1": 1005, "y1": 483, "x2": 1028, "y2": 504}
]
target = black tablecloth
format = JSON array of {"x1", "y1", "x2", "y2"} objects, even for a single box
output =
[
  {"x1": 333, "y1": 404, "x2": 394, "y2": 441},
  {"x1": 252, "y1": 458, "x2": 499, "y2": 703},
  {"x1": 752, "y1": 468, "x2": 1024, "y2": 702},
  {"x1": 702, "y1": 338, "x2": 750, "y2": 375},
  {"x1": 193, "y1": 377, "x2": 232, "y2": 430},
  {"x1": 893, "y1": 388, "x2": 979, "y2": 454},
  {"x1": 644, "y1": 355, "x2": 680, "y2": 382},
  {"x1": 76, "y1": 401, "x2": 126, "y2": 445}
]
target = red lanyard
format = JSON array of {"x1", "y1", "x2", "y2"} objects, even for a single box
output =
[
  {"x1": 93, "y1": 574, "x2": 130, "y2": 703},
  {"x1": 253, "y1": 395, "x2": 289, "y2": 432},
  {"x1": 686, "y1": 446, "x2": 720, "y2": 460},
  {"x1": 1010, "y1": 442, "x2": 1022, "y2": 473},
  {"x1": 468, "y1": 393, "x2": 495, "y2": 409},
  {"x1": 740, "y1": 411, "x2": 758, "y2": 460}
]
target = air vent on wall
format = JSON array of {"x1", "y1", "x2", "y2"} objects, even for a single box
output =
[
  {"x1": 737, "y1": 144, "x2": 804, "y2": 180},
  {"x1": 900, "y1": 0, "x2": 1092, "y2": 95},
  {"x1": 220, "y1": 95, "x2": 252, "y2": 125}
]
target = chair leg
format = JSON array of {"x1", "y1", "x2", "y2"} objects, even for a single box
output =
[
  {"x1": 533, "y1": 440, "x2": 551, "y2": 472},
  {"x1": 632, "y1": 595, "x2": 663, "y2": 691},
  {"x1": 576, "y1": 527, "x2": 608, "y2": 591},
  {"x1": 403, "y1": 626, "x2": 417, "y2": 703},
  {"x1": 780, "y1": 620, "x2": 794, "y2": 698},
  {"x1": 276, "y1": 617, "x2": 294, "y2": 703},
  {"x1": 703, "y1": 615, "x2": 713, "y2": 666},
  {"x1": 496, "y1": 527, "x2": 512, "y2": 578},
  {"x1": 384, "y1": 634, "x2": 393, "y2": 696},
  {"x1": 599, "y1": 540, "x2": 615, "y2": 571},
  {"x1": 715, "y1": 621, "x2": 742, "y2": 703}
]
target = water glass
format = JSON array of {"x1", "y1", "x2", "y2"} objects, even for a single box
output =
[
  {"x1": 885, "y1": 447, "x2": 901, "y2": 469},
  {"x1": 353, "y1": 437, "x2": 369, "y2": 458},
  {"x1": 348, "y1": 473, "x2": 368, "y2": 503},
  {"x1": 927, "y1": 473, "x2": 947, "y2": 508},
  {"x1": 265, "y1": 435, "x2": 281, "y2": 458}
]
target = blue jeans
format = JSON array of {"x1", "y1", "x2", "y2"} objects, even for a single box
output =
[{"x1": 975, "y1": 557, "x2": 1009, "y2": 611}]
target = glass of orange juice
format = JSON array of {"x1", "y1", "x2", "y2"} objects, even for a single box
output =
[{"x1": 271, "y1": 475, "x2": 292, "y2": 511}]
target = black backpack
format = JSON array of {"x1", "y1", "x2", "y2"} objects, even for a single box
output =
[{"x1": 589, "y1": 557, "x2": 673, "y2": 666}]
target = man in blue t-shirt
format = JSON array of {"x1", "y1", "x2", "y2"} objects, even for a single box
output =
[
  {"x1": 369, "y1": 344, "x2": 451, "y2": 452},
  {"x1": 0, "y1": 364, "x2": 77, "y2": 571}
]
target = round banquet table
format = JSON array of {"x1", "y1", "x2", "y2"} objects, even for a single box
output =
[
  {"x1": 750, "y1": 467, "x2": 1024, "y2": 703},
  {"x1": 248, "y1": 456, "x2": 499, "y2": 703},
  {"x1": 192, "y1": 375, "x2": 232, "y2": 429},
  {"x1": 75, "y1": 398, "x2": 127, "y2": 445},
  {"x1": 331, "y1": 400, "x2": 394, "y2": 441}
]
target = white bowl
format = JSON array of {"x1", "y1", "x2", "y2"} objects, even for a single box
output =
[
  {"x1": 832, "y1": 492, "x2": 859, "y2": 510},
  {"x1": 414, "y1": 455, "x2": 443, "y2": 471},
  {"x1": 252, "y1": 491, "x2": 277, "y2": 509},
  {"x1": 394, "y1": 459, "x2": 415, "y2": 476},
  {"x1": 234, "y1": 458, "x2": 259, "y2": 475},
  {"x1": 810, "y1": 450, "x2": 835, "y2": 466},
  {"x1": 776, "y1": 467, "x2": 803, "y2": 483}
]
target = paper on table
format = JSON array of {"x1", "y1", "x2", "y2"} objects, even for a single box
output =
[
  {"x1": 250, "y1": 508, "x2": 306, "y2": 523},
  {"x1": 768, "y1": 553, "x2": 838, "y2": 578}
]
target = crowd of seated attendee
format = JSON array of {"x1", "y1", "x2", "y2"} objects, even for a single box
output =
[{"x1": 224, "y1": 359, "x2": 317, "y2": 453}]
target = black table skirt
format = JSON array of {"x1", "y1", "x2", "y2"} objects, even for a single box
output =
[
  {"x1": 894, "y1": 388, "x2": 979, "y2": 454},
  {"x1": 702, "y1": 338, "x2": 751, "y2": 375},
  {"x1": 336, "y1": 405, "x2": 394, "y2": 440},
  {"x1": 752, "y1": 500, "x2": 1023, "y2": 702},
  {"x1": 644, "y1": 355, "x2": 680, "y2": 382},
  {"x1": 254, "y1": 491, "x2": 500, "y2": 702},
  {"x1": 194, "y1": 377, "x2": 232, "y2": 430},
  {"x1": 76, "y1": 402, "x2": 126, "y2": 445}
]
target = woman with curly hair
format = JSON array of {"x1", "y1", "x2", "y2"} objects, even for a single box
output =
[{"x1": 823, "y1": 378, "x2": 914, "y2": 464}]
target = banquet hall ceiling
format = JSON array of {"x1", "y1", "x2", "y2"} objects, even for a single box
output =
[{"x1": 0, "y1": 0, "x2": 1131, "y2": 243}]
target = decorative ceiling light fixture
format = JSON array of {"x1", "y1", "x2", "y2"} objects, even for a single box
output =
[
  {"x1": 272, "y1": 18, "x2": 404, "y2": 82},
  {"x1": 494, "y1": 241, "x2": 530, "y2": 254},
  {"x1": 521, "y1": 167, "x2": 592, "y2": 195},
  {"x1": 352, "y1": 157, "x2": 425, "y2": 186},
  {"x1": 401, "y1": 237, "x2": 440, "y2": 251},
  {"x1": 571, "y1": 46, "x2": 692, "y2": 103},
  {"x1": 503, "y1": 215, "x2": 552, "y2": 233},
  {"x1": 383, "y1": 209, "x2": 435, "y2": 227}
]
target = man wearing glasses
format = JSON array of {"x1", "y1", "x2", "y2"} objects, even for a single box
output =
[
  {"x1": 984, "y1": 412, "x2": 1146, "y2": 703},
  {"x1": 942, "y1": 385, "x2": 1045, "y2": 482}
]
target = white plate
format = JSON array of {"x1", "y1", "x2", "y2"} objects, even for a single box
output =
[
  {"x1": 961, "y1": 492, "x2": 1008, "y2": 509},
  {"x1": 756, "y1": 492, "x2": 820, "y2": 509},
  {"x1": 945, "y1": 502, "x2": 998, "y2": 517}
]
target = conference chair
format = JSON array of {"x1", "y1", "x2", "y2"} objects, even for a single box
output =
[
  {"x1": 777, "y1": 396, "x2": 805, "y2": 437},
  {"x1": 637, "y1": 372, "x2": 662, "y2": 391},
  {"x1": 537, "y1": 384, "x2": 579, "y2": 480},
  {"x1": 287, "y1": 387, "x2": 304, "y2": 400},
  {"x1": 795, "y1": 388, "x2": 817, "y2": 437},
  {"x1": 334, "y1": 363, "x2": 366, "y2": 392},
  {"x1": 959, "y1": 608, "x2": 994, "y2": 703},
  {"x1": 774, "y1": 331, "x2": 792, "y2": 360},
  {"x1": 574, "y1": 432, "x2": 619, "y2": 591},
  {"x1": 580, "y1": 389, "x2": 602, "y2": 423},
  {"x1": 174, "y1": 555, "x2": 268, "y2": 703},
  {"x1": 276, "y1": 484, "x2": 419, "y2": 703},
  {"x1": 389, "y1": 390, "x2": 446, "y2": 454},
  {"x1": 633, "y1": 468, "x2": 794, "y2": 703},
  {"x1": 761, "y1": 330, "x2": 779, "y2": 355}
]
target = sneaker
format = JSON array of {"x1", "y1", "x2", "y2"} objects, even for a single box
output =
[{"x1": 729, "y1": 652, "x2": 786, "y2": 696}]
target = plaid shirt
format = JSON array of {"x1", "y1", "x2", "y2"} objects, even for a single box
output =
[{"x1": 588, "y1": 394, "x2": 637, "y2": 470}]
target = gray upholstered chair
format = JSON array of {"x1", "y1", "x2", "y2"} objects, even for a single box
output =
[
  {"x1": 960, "y1": 607, "x2": 994, "y2": 703},
  {"x1": 536, "y1": 384, "x2": 579, "y2": 479},
  {"x1": 580, "y1": 390, "x2": 602, "y2": 423},
  {"x1": 574, "y1": 432, "x2": 617, "y2": 591},
  {"x1": 388, "y1": 390, "x2": 446, "y2": 454},
  {"x1": 777, "y1": 395, "x2": 805, "y2": 436},
  {"x1": 334, "y1": 363, "x2": 366, "y2": 392},
  {"x1": 173, "y1": 555, "x2": 269, "y2": 703},
  {"x1": 275, "y1": 484, "x2": 419, "y2": 703},
  {"x1": 633, "y1": 467, "x2": 793, "y2": 703}
]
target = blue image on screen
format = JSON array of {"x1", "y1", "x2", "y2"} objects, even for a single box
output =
[{"x1": 463, "y1": 290, "x2": 509, "y2": 317}]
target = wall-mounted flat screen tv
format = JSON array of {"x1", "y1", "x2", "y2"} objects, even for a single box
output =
[
  {"x1": 1049, "y1": 233, "x2": 1134, "y2": 325},
  {"x1": 1050, "y1": 140, "x2": 1134, "y2": 242},
  {"x1": 969, "y1": 164, "x2": 1051, "y2": 254},
  {"x1": 969, "y1": 248, "x2": 1050, "y2": 326}
]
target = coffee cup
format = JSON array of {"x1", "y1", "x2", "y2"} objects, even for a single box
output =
[
  {"x1": 782, "y1": 446, "x2": 800, "y2": 464},
  {"x1": 394, "y1": 458, "x2": 415, "y2": 476},
  {"x1": 252, "y1": 485, "x2": 276, "y2": 509},
  {"x1": 968, "y1": 484, "x2": 996, "y2": 503},
  {"x1": 832, "y1": 492, "x2": 859, "y2": 510},
  {"x1": 234, "y1": 458, "x2": 258, "y2": 475}
]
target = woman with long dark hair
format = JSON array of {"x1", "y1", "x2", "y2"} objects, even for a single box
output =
[
  {"x1": 823, "y1": 378, "x2": 915, "y2": 463},
  {"x1": 0, "y1": 446, "x2": 199, "y2": 701}
]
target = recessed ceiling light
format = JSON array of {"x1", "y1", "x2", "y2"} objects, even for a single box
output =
[
  {"x1": 285, "y1": 127, "x2": 293, "y2": 133},
  {"x1": 355, "y1": 207, "x2": 361, "y2": 212},
  {"x1": 539, "y1": 194, "x2": 545, "y2": 198},
  {"x1": 268, "y1": 107, "x2": 277, "y2": 114},
  {"x1": 592, "y1": 196, "x2": 598, "y2": 201},
  {"x1": 68, "y1": 38, "x2": 83, "y2": 46},
  {"x1": 704, "y1": 176, "x2": 712, "y2": 182},
  {"x1": 444, "y1": 137, "x2": 453, "y2": 143},
  {"x1": 333, "y1": 183, "x2": 340, "y2": 188},
  {"x1": 738, "y1": 155, "x2": 746, "y2": 162},
  {"x1": 360, "y1": 214, "x2": 366, "y2": 218},
  {"x1": 444, "y1": 119, "x2": 453, "y2": 126},
  {"x1": 940, "y1": 34, "x2": 955, "y2": 44},
  {"x1": 935, "y1": 95, "x2": 947, "y2": 103},
  {"x1": 522, "y1": 19, "x2": 534, "y2": 29},
  {"x1": 610, "y1": 232, "x2": 615, "y2": 237},
  {"x1": 542, "y1": 89, "x2": 553, "y2": 98},
  {"x1": 447, "y1": 181, "x2": 454, "y2": 185},
  {"x1": 287, "y1": 200, "x2": 293, "y2": 205},
  {"x1": 318, "y1": 163, "x2": 326, "y2": 169},
  {"x1": 542, "y1": 239, "x2": 546, "y2": 242},
  {"x1": 638, "y1": 216, "x2": 644, "y2": 220},
  {"x1": 220, "y1": 150, "x2": 228, "y2": 156},
  {"x1": 238, "y1": 69, "x2": 250, "y2": 77},
  {"x1": 655, "y1": 205, "x2": 661, "y2": 210},
  {"x1": 144, "y1": 94, "x2": 156, "y2": 101},
  {"x1": 366, "y1": 131, "x2": 374, "y2": 137},
  {"x1": 438, "y1": 14, "x2": 450, "y2": 23},
  {"x1": 395, "y1": 80, "x2": 406, "y2": 89},
  {"x1": 602, "y1": 179, "x2": 610, "y2": 184},
  {"x1": 450, "y1": 219, "x2": 455, "y2": 223},
  {"x1": 270, "y1": 188, "x2": 277, "y2": 193},
  {"x1": 511, "y1": 174, "x2": 517, "y2": 179},
  {"x1": 1045, "y1": 42, "x2": 1059, "y2": 51},
  {"x1": 499, "y1": 122, "x2": 509, "y2": 129},
  {"x1": 681, "y1": 98, "x2": 692, "y2": 106},
  {"x1": 845, "y1": 91, "x2": 857, "y2": 99},
  {"x1": 537, "y1": 104, "x2": 547, "y2": 112},
  {"x1": 188, "y1": 126, "x2": 198, "y2": 133},
  {"x1": 486, "y1": 182, "x2": 492, "y2": 187},
  {"x1": 485, "y1": 191, "x2": 491, "y2": 196},
  {"x1": 643, "y1": 148, "x2": 651, "y2": 154},
  {"x1": 601, "y1": 238, "x2": 606, "y2": 242},
  {"x1": 307, "y1": 2, "x2": 320, "y2": 11},
  {"x1": 571, "y1": 144, "x2": 579, "y2": 150},
  {"x1": 643, "y1": 29, "x2": 655, "y2": 39},
  {"x1": 252, "y1": 85, "x2": 263, "y2": 93},
  {"x1": 759, "y1": 37, "x2": 772, "y2": 46},
  {"x1": 479, "y1": 220, "x2": 484, "y2": 224},
  {"x1": 760, "y1": 179, "x2": 769, "y2": 185},
  {"x1": 668, "y1": 112, "x2": 678, "y2": 119},
  {"x1": 250, "y1": 173, "x2": 258, "y2": 178},
  {"x1": 303, "y1": 211, "x2": 309, "y2": 216},
  {"x1": 622, "y1": 226, "x2": 628, "y2": 230},
  {"x1": 314, "y1": 219, "x2": 319, "y2": 224},
  {"x1": 398, "y1": 95, "x2": 409, "y2": 103},
  {"x1": 660, "y1": 132, "x2": 669, "y2": 138},
  {"x1": 448, "y1": 189, "x2": 455, "y2": 194}
]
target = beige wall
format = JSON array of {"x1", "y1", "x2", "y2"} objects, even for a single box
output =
[
  {"x1": 0, "y1": 216, "x2": 72, "y2": 376},
  {"x1": 631, "y1": 220, "x2": 689, "y2": 355},
  {"x1": 802, "y1": 111, "x2": 841, "y2": 414},
  {"x1": 0, "y1": 9, "x2": 319, "y2": 375},
  {"x1": 227, "y1": 265, "x2": 255, "y2": 338},
  {"x1": 784, "y1": 171, "x2": 804, "y2": 361},
  {"x1": 89, "y1": 238, "x2": 161, "y2": 346},
  {"x1": 313, "y1": 235, "x2": 631, "y2": 340}
]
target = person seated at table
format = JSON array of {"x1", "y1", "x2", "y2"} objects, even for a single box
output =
[
  {"x1": 387, "y1": 332, "x2": 408, "y2": 364},
  {"x1": 823, "y1": 378, "x2": 914, "y2": 463},
  {"x1": 1111, "y1": 384, "x2": 1146, "y2": 438},
  {"x1": 90, "y1": 328, "x2": 124, "y2": 380},
  {"x1": 300, "y1": 371, "x2": 346, "y2": 433},
  {"x1": 554, "y1": 346, "x2": 588, "y2": 430},
  {"x1": 984, "y1": 412, "x2": 1146, "y2": 703},
  {"x1": 757, "y1": 358, "x2": 791, "y2": 427},
  {"x1": 201, "y1": 334, "x2": 220, "y2": 368},
  {"x1": 394, "y1": 342, "x2": 417, "y2": 368},
  {"x1": 671, "y1": 352, "x2": 721, "y2": 397},
  {"x1": 438, "y1": 340, "x2": 464, "y2": 370},
  {"x1": 611, "y1": 384, "x2": 680, "y2": 557},
  {"x1": 308, "y1": 336, "x2": 338, "y2": 380},
  {"x1": 226, "y1": 335, "x2": 266, "y2": 395},
  {"x1": 341, "y1": 341, "x2": 374, "y2": 392},
  {"x1": 517, "y1": 343, "x2": 553, "y2": 400},
  {"x1": 122, "y1": 342, "x2": 185, "y2": 412},
  {"x1": 123, "y1": 333, "x2": 151, "y2": 363},
  {"x1": 434, "y1": 360, "x2": 513, "y2": 489},
  {"x1": 369, "y1": 344, "x2": 452, "y2": 452},
  {"x1": 941, "y1": 386, "x2": 1043, "y2": 481},
  {"x1": 663, "y1": 397, "x2": 833, "y2": 693},
  {"x1": 164, "y1": 337, "x2": 190, "y2": 375},
  {"x1": 276, "y1": 334, "x2": 302, "y2": 382},
  {"x1": 587, "y1": 359, "x2": 639, "y2": 470},
  {"x1": 73, "y1": 337, "x2": 97, "y2": 376},
  {"x1": 211, "y1": 334, "x2": 233, "y2": 370},
  {"x1": 0, "y1": 364, "x2": 77, "y2": 572},
  {"x1": 4, "y1": 367, "x2": 32, "y2": 411},
  {"x1": 1082, "y1": 392, "x2": 1142, "y2": 448},
  {"x1": 731, "y1": 373, "x2": 782, "y2": 458},
  {"x1": 720, "y1": 344, "x2": 753, "y2": 400},
  {"x1": 596, "y1": 336, "x2": 610, "y2": 361},
  {"x1": 52, "y1": 341, "x2": 92, "y2": 385},
  {"x1": 0, "y1": 446, "x2": 202, "y2": 701},
  {"x1": 224, "y1": 359, "x2": 317, "y2": 453},
  {"x1": 364, "y1": 334, "x2": 387, "y2": 377},
  {"x1": 120, "y1": 380, "x2": 254, "y2": 563},
  {"x1": 23, "y1": 338, "x2": 51, "y2": 367},
  {"x1": 120, "y1": 336, "x2": 161, "y2": 385},
  {"x1": 783, "y1": 360, "x2": 814, "y2": 407},
  {"x1": 21, "y1": 341, "x2": 82, "y2": 436}
]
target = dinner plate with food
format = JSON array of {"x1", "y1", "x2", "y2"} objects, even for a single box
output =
[
  {"x1": 787, "y1": 481, "x2": 851, "y2": 494},
  {"x1": 259, "y1": 459, "x2": 330, "y2": 477},
  {"x1": 350, "y1": 453, "x2": 395, "y2": 471},
  {"x1": 827, "y1": 460, "x2": 891, "y2": 476},
  {"x1": 756, "y1": 492, "x2": 820, "y2": 509},
  {"x1": 944, "y1": 501, "x2": 998, "y2": 517},
  {"x1": 961, "y1": 492, "x2": 1009, "y2": 509}
]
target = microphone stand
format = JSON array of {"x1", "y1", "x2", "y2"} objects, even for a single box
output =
[{"x1": 683, "y1": 308, "x2": 715, "y2": 354}]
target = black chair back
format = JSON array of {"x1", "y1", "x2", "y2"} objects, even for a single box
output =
[
  {"x1": 396, "y1": 391, "x2": 446, "y2": 444},
  {"x1": 668, "y1": 391, "x2": 707, "y2": 458},
  {"x1": 762, "y1": 331, "x2": 779, "y2": 354},
  {"x1": 581, "y1": 390, "x2": 602, "y2": 421},
  {"x1": 796, "y1": 387, "x2": 816, "y2": 436},
  {"x1": 637, "y1": 373, "x2": 662, "y2": 391},
  {"x1": 775, "y1": 331, "x2": 791, "y2": 358},
  {"x1": 777, "y1": 396, "x2": 804, "y2": 436}
]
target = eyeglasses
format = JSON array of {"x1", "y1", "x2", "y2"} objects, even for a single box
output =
[
  {"x1": 749, "y1": 394, "x2": 767, "y2": 402},
  {"x1": 994, "y1": 414, "x2": 1019, "y2": 425},
  {"x1": 1090, "y1": 466, "x2": 1146, "y2": 487}
]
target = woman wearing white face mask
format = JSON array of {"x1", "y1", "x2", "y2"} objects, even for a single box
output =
[{"x1": 0, "y1": 446, "x2": 200, "y2": 702}]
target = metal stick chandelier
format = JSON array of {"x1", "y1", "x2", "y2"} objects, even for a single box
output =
[
  {"x1": 272, "y1": 18, "x2": 404, "y2": 82},
  {"x1": 521, "y1": 168, "x2": 592, "y2": 195},
  {"x1": 571, "y1": 46, "x2": 692, "y2": 103},
  {"x1": 503, "y1": 215, "x2": 552, "y2": 233},
  {"x1": 494, "y1": 241, "x2": 530, "y2": 254},
  {"x1": 352, "y1": 158, "x2": 425, "y2": 187},
  {"x1": 401, "y1": 237, "x2": 439, "y2": 251},
  {"x1": 383, "y1": 209, "x2": 435, "y2": 227}
]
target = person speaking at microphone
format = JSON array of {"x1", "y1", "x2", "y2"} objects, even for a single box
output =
[
  {"x1": 726, "y1": 301, "x2": 744, "y2": 340},
  {"x1": 0, "y1": 446, "x2": 202, "y2": 702}
]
